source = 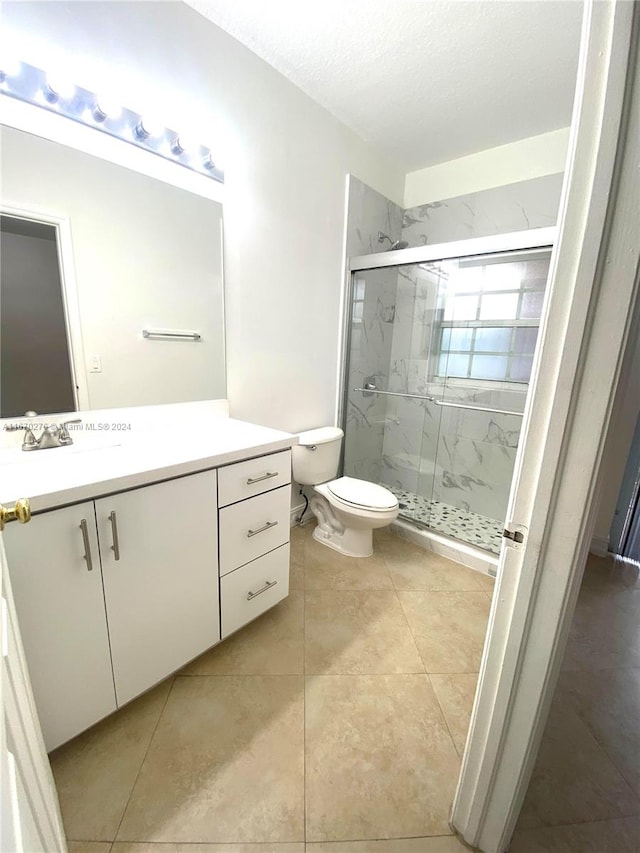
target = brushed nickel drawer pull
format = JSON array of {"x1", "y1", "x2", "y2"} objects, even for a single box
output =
[
  {"x1": 109, "y1": 511, "x2": 121, "y2": 561},
  {"x1": 247, "y1": 520, "x2": 278, "y2": 538},
  {"x1": 79, "y1": 519, "x2": 93, "y2": 572},
  {"x1": 247, "y1": 579, "x2": 278, "y2": 600},
  {"x1": 246, "y1": 471, "x2": 278, "y2": 485}
]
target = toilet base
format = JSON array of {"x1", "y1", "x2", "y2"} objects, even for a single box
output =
[{"x1": 311, "y1": 522, "x2": 373, "y2": 558}]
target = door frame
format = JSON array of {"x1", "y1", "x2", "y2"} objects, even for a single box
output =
[
  {"x1": 1, "y1": 204, "x2": 90, "y2": 412},
  {"x1": 1, "y1": 531, "x2": 67, "y2": 852},
  {"x1": 452, "y1": 1, "x2": 640, "y2": 850}
]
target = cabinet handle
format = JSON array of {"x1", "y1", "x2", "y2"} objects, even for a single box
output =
[
  {"x1": 247, "y1": 579, "x2": 278, "y2": 600},
  {"x1": 109, "y1": 511, "x2": 121, "y2": 561},
  {"x1": 79, "y1": 519, "x2": 93, "y2": 572},
  {"x1": 246, "y1": 471, "x2": 278, "y2": 485},
  {"x1": 247, "y1": 520, "x2": 278, "y2": 538}
]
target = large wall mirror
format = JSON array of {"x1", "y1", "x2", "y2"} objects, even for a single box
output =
[{"x1": 0, "y1": 125, "x2": 225, "y2": 418}]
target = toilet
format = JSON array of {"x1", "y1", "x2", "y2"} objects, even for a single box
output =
[{"x1": 292, "y1": 426, "x2": 399, "y2": 557}]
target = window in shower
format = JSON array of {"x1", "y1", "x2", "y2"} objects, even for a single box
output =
[{"x1": 436, "y1": 253, "x2": 549, "y2": 383}]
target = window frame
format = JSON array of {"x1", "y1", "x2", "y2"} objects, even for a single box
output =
[{"x1": 435, "y1": 253, "x2": 551, "y2": 385}]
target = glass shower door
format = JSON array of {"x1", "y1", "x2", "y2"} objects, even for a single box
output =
[
  {"x1": 343, "y1": 261, "x2": 444, "y2": 524},
  {"x1": 422, "y1": 249, "x2": 551, "y2": 553},
  {"x1": 342, "y1": 241, "x2": 552, "y2": 555}
]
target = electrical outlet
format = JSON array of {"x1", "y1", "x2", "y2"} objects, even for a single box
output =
[{"x1": 88, "y1": 355, "x2": 102, "y2": 373}]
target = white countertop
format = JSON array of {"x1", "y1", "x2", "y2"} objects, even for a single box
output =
[{"x1": 0, "y1": 417, "x2": 296, "y2": 513}]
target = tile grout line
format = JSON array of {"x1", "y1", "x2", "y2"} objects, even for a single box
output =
[
  {"x1": 557, "y1": 669, "x2": 640, "y2": 795},
  {"x1": 111, "y1": 675, "x2": 177, "y2": 845},
  {"x1": 384, "y1": 542, "x2": 481, "y2": 760},
  {"x1": 427, "y1": 673, "x2": 465, "y2": 760},
  {"x1": 390, "y1": 571, "x2": 429, "y2": 676}
]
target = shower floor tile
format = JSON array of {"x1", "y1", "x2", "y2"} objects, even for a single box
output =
[{"x1": 385, "y1": 487, "x2": 504, "y2": 555}]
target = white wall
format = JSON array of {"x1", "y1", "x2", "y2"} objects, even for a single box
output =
[
  {"x1": 1, "y1": 1, "x2": 405, "y2": 433},
  {"x1": 403, "y1": 129, "x2": 570, "y2": 208}
]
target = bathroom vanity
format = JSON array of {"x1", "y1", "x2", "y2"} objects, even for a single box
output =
[{"x1": 1, "y1": 409, "x2": 295, "y2": 751}]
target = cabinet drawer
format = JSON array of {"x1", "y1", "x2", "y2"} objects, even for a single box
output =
[
  {"x1": 221, "y1": 544, "x2": 289, "y2": 638},
  {"x1": 219, "y1": 485, "x2": 290, "y2": 576},
  {"x1": 218, "y1": 449, "x2": 291, "y2": 507}
]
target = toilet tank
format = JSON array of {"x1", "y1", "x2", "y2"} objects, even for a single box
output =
[{"x1": 292, "y1": 427, "x2": 343, "y2": 485}]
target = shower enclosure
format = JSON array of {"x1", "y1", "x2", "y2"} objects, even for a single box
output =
[{"x1": 341, "y1": 229, "x2": 554, "y2": 556}]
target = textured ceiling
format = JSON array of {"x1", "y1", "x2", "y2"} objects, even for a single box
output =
[{"x1": 186, "y1": 0, "x2": 583, "y2": 173}]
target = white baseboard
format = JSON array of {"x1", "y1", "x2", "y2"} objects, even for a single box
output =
[{"x1": 589, "y1": 535, "x2": 610, "y2": 557}]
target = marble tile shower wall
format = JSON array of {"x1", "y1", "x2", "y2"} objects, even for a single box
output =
[
  {"x1": 381, "y1": 263, "x2": 439, "y2": 497},
  {"x1": 344, "y1": 178, "x2": 403, "y2": 482},
  {"x1": 345, "y1": 174, "x2": 563, "y2": 527},
  {"x1": 401, "y1": 173, "x2": 563, "y2": 246}
]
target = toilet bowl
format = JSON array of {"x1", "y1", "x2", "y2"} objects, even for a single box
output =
[{"x1": 292, "y1": 427, "x2": 398, "y2": 558}]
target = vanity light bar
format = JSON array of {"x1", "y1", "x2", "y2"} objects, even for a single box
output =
[{"x1": 0, "y1": 60, "x2": 224, "y2": 184}]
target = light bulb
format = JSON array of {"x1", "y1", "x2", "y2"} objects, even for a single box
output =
[
  {"x1": 170, "y1": 134, "x2": 200, "y2": 156},
  {"x1": 92, "y1": 95, "x2": 121, "y2": 122},
  {"x1": 134, "y1": 116, "x2": 164, "y2": 140},
  {"x1": 44, "y1": 72, "x2": 76, "y2": 102},
  {"x1": 202, "y1": 151, "x2": 216, "y2": 170}
]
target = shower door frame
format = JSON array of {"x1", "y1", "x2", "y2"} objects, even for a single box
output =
[{"x1": 340, "y1": 227, "x2": 557, "y2": 509}]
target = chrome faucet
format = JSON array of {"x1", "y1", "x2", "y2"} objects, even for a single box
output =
[{"x1": 4, "y1": 416, "x2": 83, "y2": 451}]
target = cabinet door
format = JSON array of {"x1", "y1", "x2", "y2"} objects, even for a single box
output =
[
  {"x1": 97, "y1": 470, "x2": 219, "y2": 706},
  {"x1": 4, "y1": 502, "x2": 116, "y2": 751}
]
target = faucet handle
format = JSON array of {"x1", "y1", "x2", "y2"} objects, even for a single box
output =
[
  {"x1": 23, "y1": 428, "x2": 38, "y2": 450},
  {"x1": 59, "y1": 419, "x2": 82, "y2": 445}
]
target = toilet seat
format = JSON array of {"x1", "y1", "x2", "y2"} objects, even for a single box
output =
[{"x1": 326, "y1": 477, "x2": 398, "y2": 512}]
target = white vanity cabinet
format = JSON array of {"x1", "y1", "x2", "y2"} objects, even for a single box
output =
[
  {"x1": 3, "y1": 439, "x2": 293, "y2": 751},
  {"x1": 4, "y1": 503, "x2": 117, "y2": 750},
  {"x1": 97, "y1": 470, "x2": 219, "y2": 706}
]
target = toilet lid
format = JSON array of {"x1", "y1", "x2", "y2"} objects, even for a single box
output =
[{"x1": 327, "y1": 477, "x2": 398, "y2": 510}]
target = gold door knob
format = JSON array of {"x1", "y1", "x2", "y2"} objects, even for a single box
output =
[{"x1": 0, "y1": 498, "x2": 32, "y2": 531}]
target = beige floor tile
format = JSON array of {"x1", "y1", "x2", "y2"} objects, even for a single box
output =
[
  {"x1": 561, "y1": 585, "x2": 640, "y2": 671},
  {"x1": 305, "y1": 590, "x2": 424, "y2": 674},
  {"x1": 117, "y1": 675, "x2": 304, "y2": 843},
  {"x1": 509, "y1": 816, "x2": 640, "y2": 853},
  {"x1": 180, "y1": 591, "x2": 303, "y2": 675},
  {"x1": 306, "y1": 837, "x2": 469, "y2": 852},
  {"x1": 378, "y1": 534, "x2": 490, "y2": 592},
  {"x1": 112, "y1": 844, "x2": 304, "y2": 852},
  {"x1": 305, "y1": 674, "x2": 460, "y2": 842},
  {"x1": 517, "y1": 699, "x2": 640, "y2": 828},
  {"x1": 50, "y1": 680, "x2": 172, "y2": 842},
  {"x1": 290, "y1": 524, "x2": 307, "y2": 567},
  {"x1": 398, "y1": 591, "x2": 491, "y2": 673},
  {"x1": 68, "y1": 843, "x2": 113, "y2": 853},
  {"x1": 303, "y1": 535, "x2": 393, "y2": 590},
  {"x1": 557, "y1": 667, "x2": 640, "y2": 795},
  {"x1": 473, "y1": 571, "x2": 497, "y2": 593},
  {"x1": 289, "y1": 558, "x2": 305, "y2": 590},
  {"x1": 582, "y1": 553, "x2": 640, "y2": 590},
  {"x1": 429, "y1": 673, "x2": 479, "y2": 755}
]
